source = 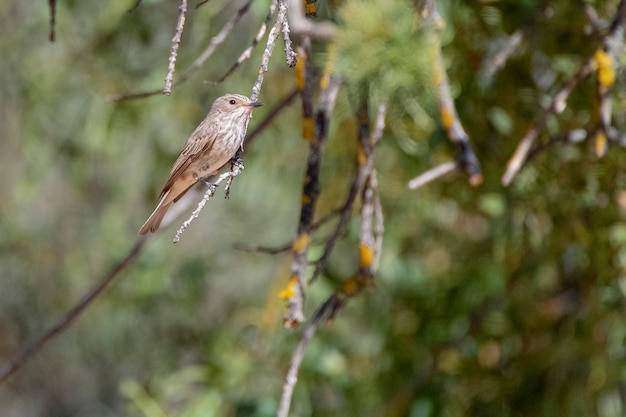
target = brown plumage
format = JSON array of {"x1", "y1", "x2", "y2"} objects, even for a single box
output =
[{"x1": 139, "y1": 94, "x2": 262, "y2": 235}]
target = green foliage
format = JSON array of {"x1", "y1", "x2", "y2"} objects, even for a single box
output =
[{"x1": 334, "y1": 0, "x2": 436, "y2": 106}]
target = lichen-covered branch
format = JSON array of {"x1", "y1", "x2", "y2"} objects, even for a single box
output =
[
  {"x1": 164, "y1": 0, "x2": 188, "y2": 96},
  {"x1": 502, "y1": 0, "x2": 625, "y2": 185},
  {"x1": 280, "y1": 74, "x2": 341, "y2": 327}
]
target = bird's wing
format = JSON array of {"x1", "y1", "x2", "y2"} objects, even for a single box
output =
[{"x1": 159, "y1": 119, "x2": 219, "y2": 199}]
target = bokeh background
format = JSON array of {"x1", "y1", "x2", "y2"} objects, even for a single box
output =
[{"x1": 2, "y1": 0, "x2": 626, "y2": 416}]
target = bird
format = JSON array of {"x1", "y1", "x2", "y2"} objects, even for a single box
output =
[{"x1": 139, "y1": 93, "x2": 263, "y2": 235}]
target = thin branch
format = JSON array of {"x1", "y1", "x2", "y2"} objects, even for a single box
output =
[
  {"x1": 309, "y1": 102, "x2": 386, "y2": 283},
  {"x1": 282, "y1": 74, "x2": 341, "y2": 327},
  {"x1": 415, "y1": 1, "x2": 481, "y2": 186},
  {"x1": 432, "y1": 41, "x2": 483, "y2": 186},
  {"x1": 179, "y1": 0, "x2": 255, "y2": 84},
  {"x1": 501, "y1": 0, "x2": 626, "y2": 185},
  {"x1": 276, "y1": 156, "x2": 384, "y2": 417},
  {"x1": 282, "y1": 15, "x2": 298, "y2": 67},
  {"x1": 286, "y1": 0, "x2": 336, "y2": 40},
  {"x1": 207, "y1": 0, "x2": 279, "y2": 89},
  {"x1": 276, "y1": 295, "x2": 342, "y2": 417},
  {"x1": 0, "y1": 237, "x2": 149, "y2": 384},
  {"x1": 250, "y1": 0, "x2": 283, "y2": 102},
  {"x1": 164, "y1": 0, "x2": 188, "y2": 96},
  {"x1": 480, "y1": 29, "x2": 524, "y2": 82},
  {"x1": 501, "y1": 61, "x2": 595, "y2": 186},
  {"x1": 234, "y1": 241, "x2": 293, "y2": 254},
  {"x1": 110, "y1": 0, "x2": 255, "y2": 102},
  {"x1": 407, "y1": 160, "x2": 458, "y2": 190},
  {"x1": 173, "y1": 159, "x2": 244, "y2": 243},
  {"x1": 48, "y1": 0, "x2": 57, "y2": 42}
]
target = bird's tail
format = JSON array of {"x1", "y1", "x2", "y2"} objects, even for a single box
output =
[{"x1": 138, "y1": 198, "x2": 172, "y2": 235}]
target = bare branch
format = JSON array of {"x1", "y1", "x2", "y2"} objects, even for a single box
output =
[
  {"x1": 276, "y1": 295, "x2": 342, "y2": 417},
  {"x1": 164, "y1": 0, "x2": 188, "y2": 96},
  {"x1": 480, "y1": 29, "x2": 524, "y2": 82},
  {"x1": 173, "y1": 159, "x2": 244, "y2": 243},
  {"x1": 282, "y1": 75, "x2": 341, "y2": 327},
  {"x1": 48, "y1": 0, "x2": 57, "y2": 42},
  {"x1": 432, "y1": 42, "x2": 482, "y2": 186},
  {"x1": 310, "y1": 102, "x2": 386, "y2": 283},
  {"x1": 110, "y1": 0, "x2": 254, "y2": 102},
  {"x1": 0, "y1": 237, "x2": 149, "y2": 384},
  {"x1": 408, "y1": 160, "x2": 458, "y2": 190},
  {"x1": 179, "y1": 0, "x2": 255, "y2": 84},
  {"x1": 282, "y1": 15, "x2": 298, "y2": 67},
  {"x1": 286, "y1": 0, "x2": 336, "y2": 41},
  {"x1": 250, "y1": 0, "x2": 283, "y2": 102},
  {"x1": 207, "y1": 0, "x2": 279, "y2": 89},
  {"x1": 502, "y1": 0, "x2": 626, "y2": 185}
]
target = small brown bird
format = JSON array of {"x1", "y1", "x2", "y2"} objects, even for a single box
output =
[{"x1": 139, "y1": 94, "x2": 262, "y2": 235}]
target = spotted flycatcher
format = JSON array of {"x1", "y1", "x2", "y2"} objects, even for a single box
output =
[{"x1": 139, "y1": 94, "x2": 262, "y2": 235}]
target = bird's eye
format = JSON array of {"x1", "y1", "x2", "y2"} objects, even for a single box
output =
[{"x1": 229, "y1": 99, "x2": 236, "y2": 105}]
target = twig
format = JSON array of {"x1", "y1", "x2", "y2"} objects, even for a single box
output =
[
  {"x1": 207, "y1": 0, "x2": 279, "y2": 89},
  {"x1": 296, "y1": 42, "x2": 315, "y2": 142},
  {"x1": 276, "y1": 149, "x2": 384, "y2": 417},
  {"x1": 276, "y1": 295, "x2": 342, "y2": 417},
  {"x1": 48, "y1": 0, "x2": 57, "y2": 42},
  {"x1": 286, "y1": 0, "x2": 336, "y2": 40},
  {"x1": 164, "y1": 0, "x2": 188, "y2": 96},
  {"x1": 282, "y1": 15, "x2": 298, "y2": 67},
  {"x1": 195, "y1": 0, "x2": 213, "y2": 8},
  {"x1": 0, "y1": 237, "x2": 149, "y2": 384},
  {"x1": 110, "y1": 0, "x2": 254, "y2": 102},
  {"x1": 233, "y1": 241, "x2": 293, "y2": 254},
  {"x1": 173, "y1": 161, "x2": 244, "y2": 243},
  {"x1": 500, "y1": 62, "x2": 595, "y2": 186},
  {"x1": 501, "y1": 0, "x2": 626, "y2": 185},
  {"x1": 407, "y1": 160, "x2": 458, "y2": 190},
  {"x1": 250, "y1": 0, "x2": 284, "y2": 102},
  {"x1": 433, "y1": 41, "x2": 482, "y2": 186},
  {"x1": 415, "y1": 0, "x2": 481, "y2": 186},
  {"x1": 282, "y1": 74, "x2": 341, "y2": 327},
  {"x1": 310, "y1": 102, "x2": 386, "y2": 283},
  {"x1": 179, "y1": 0, "x2": 255, "y2": 85},
  {"x1": 480, "y1": 29, "x2": 524, "y2": 82}
]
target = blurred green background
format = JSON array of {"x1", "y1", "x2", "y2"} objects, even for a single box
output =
[{"x1": 2, "y1": 0, "x2": 626, "y2": 416}]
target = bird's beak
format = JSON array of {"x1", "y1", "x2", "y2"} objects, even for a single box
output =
[{"x1": 249, "y1": 102, "x2": 263, "y2": 108}]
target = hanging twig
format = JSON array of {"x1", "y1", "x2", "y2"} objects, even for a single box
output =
[
  {"x1": 207, "y1": 0, "x2": 279, "y2": 88},
  {"x1": 110, "y1": 0, "x2": 255, "y2": 102},
  {"x1": 164, "y1": 0, "x2": 188, "y2": 96},
  {"x1": 415, "y1": 1, "x2": 482, "y2": 187},
  {"x1": 281, "y1": 73, "x2": 341, "y2": 327},
  {"x1": 310, "y1": 102, "x2": 386, "y2": 283},
  {"x1": 128, "y1": 0, "x2": 144, "y2": 13},
  {"x1": 407, "y1": 160, "x2": 458, "y2": 190},
  {"x1": 282, "y1": 14, "x2": 298, "y2": 67}
]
